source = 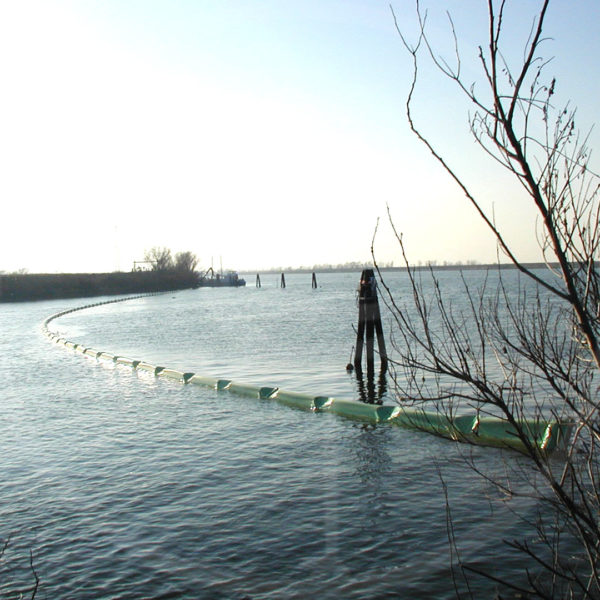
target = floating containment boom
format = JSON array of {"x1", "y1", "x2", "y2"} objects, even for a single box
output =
[{"x1": 42, "y1": 295, "x2": 573, "y2": 455}]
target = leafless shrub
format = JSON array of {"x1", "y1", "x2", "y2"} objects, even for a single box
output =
[{"x1": 381, "y1": 1, "x2": 600, "y2": 596}]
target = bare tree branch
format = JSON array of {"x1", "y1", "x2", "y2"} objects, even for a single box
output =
[{"x1": 383, "y1": 0, "x2": 600, "y2": 595}]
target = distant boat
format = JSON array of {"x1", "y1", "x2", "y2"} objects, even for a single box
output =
[{"x1": 198, "y1": 268, "x2": 246, "y2": 287}]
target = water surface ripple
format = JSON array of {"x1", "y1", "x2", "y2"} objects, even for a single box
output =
[{"x1": 1, "y1": 272, "x2": 546, "y2": 598}]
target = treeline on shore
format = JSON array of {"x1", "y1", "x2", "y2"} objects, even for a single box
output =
[
  {"x1": 251, "y1": 262, "x2": 554, "y2": 275},
  {"x1": 0, "y1": 271, "x2": 200, "y2": 303}
]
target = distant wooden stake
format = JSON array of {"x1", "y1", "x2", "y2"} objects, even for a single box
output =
[
  {"x1": 281, "y1": 273, "x2": 286, "y2": 288},
  {"x1": 312, "y1": 272, "x2": 317, "y2": 289},
  {"x1": 256, "y1": 274, "x2": 261, "y2": 288},
  {"x1": 353, "y1": 268, "x2": 388, "y2": 374}
]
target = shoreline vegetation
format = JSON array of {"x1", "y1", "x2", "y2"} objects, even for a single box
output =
[
  {"x1": 0, "y1": 262, "x2": 552, "y2": 303},
  {"x1": 0, "y1": 271, "x2": 200, "y2": 303},
  {"x1": 247, "y1": 261, "x2": 553, "y2": 275}
]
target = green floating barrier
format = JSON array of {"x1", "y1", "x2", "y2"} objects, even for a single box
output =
[
  {"x1": 387, "y1": 409, "x2": 571, "y2": 453},
  {"x1": 320, "y1": 399, "x2": 401, "y2": 423},
  {"x1": 375, "y1": 405, "x2": 403, "y2": 423},
  {"x1": 83, "y1": 348, "x2": 100, "y2": 358},
  {"x1": 224, "y1": 381, "x2": 259, "y2": 396},
  {"x1": 187, "y1": 374, "x2": 219, "y2": 389},
  {"x1": 393, "y1": 409, "x2": 449, "y2": 433},
  {"x1": 539, "y1": 421, "x2": 574, "y2": 452},
  {"x1": 272, "y1": 389, "x2": 318, "y2": 410},
  {"x1": 115, "y1": 356, "x2": 139, "y2": 368},
  {"x1": 259, "y1": 386, "x2": 278, "y2": 399},
  {"x1": 136, "y1": 362, "x2": 162, "y2": 375},
  {"x1": 216, "y1": 379, "x2": 232, "y2": 391},
  {"x1": 313, "y1": 396, "x2": 333, "y2": 411},
  {"x1": 225, "y1": 382, "x2": 278, "y2": 399},
  {"x1": 471, "y1": 417, "x2": 563, "y2": 452},
  {"x1": 158, "y1": 368, "x2": 186, "y2": 382},
  {"x1": 155, "y1": 369, "x2": 195, "y2": 383},
  {"x1": 325, "y1": 398, "x2": 387, "y2": 422},
  {"x1": 97, "y1": 352, "x2": 116, "y2": 362},
  {"x1": 451, "y1": 414, "x2": 478, "y2": 437},
  {"x1": 473, "y1": 417, "x2": 519, "y2": 443},
  {"x1": 392, "y1": 410, "x2": 475, "y2": 440}
]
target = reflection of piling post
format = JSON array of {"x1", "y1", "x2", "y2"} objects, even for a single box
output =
[
  {"x1": 354, "y1": 268, "x2": 388, "y2": 374},
  {"x1": 312, "y1": 272, "x2": 317, "y2": 289},
  {"x1": 355, "y1": 367, "x2": 388, "y2": 404},
  {"x1": 256, "y1": 274, "x2": 261, "y2": 288},
  {"x1": 281, "y1": 273, "x2": 286, "y2": 288}
]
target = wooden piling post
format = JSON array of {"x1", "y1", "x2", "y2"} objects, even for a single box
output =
[
  {"x1": 312, "y1": 272, "x2": 317, "y2": 289},
  {"x1": 353, "y1": 268, "x2": 387, "y2": 374},
  {"x1": 281, "y1": 273, "x2": 286, "y2": 288},
  {"x1": 256, "y1": 274, "x2": 261, "y2": 288}
]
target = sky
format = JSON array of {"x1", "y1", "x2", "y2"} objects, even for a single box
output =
[{"x1": 1, "y1": 0, "x2": 598, "y2": 273}]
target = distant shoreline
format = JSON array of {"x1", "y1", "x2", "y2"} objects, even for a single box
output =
[
  {"x1": 0, "y1": 271, "x2": 199, "y2": 303},
  {"x1": 243, "y1": 262, "x2": 554, "y2": 275}
]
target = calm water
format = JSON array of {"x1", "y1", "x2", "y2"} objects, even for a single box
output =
[{"x1": 1, "y1": 271, "x2": 556, "y2": 599}]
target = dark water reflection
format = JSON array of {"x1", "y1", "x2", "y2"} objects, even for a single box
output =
[{"x1": 354, "y1": 367, "x2": 388, "y2": 404}]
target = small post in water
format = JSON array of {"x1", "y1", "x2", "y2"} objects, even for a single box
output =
[
  {"x1": 312, "y1": 272, "x2": 317, "y2": 289},
  {"x1": 354, "y1": 268, "x2": 387, "y2": 374},
  {"x1": 281, "y1": 273, "x2": 286, "y2": 288},
  {"x1": 256, "y1": 274, "x2": 261, "y2": 288}
]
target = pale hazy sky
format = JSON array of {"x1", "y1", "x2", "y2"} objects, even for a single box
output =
[{"x1": 1, "y1": 0, "x2": 598, "y2": 273}]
